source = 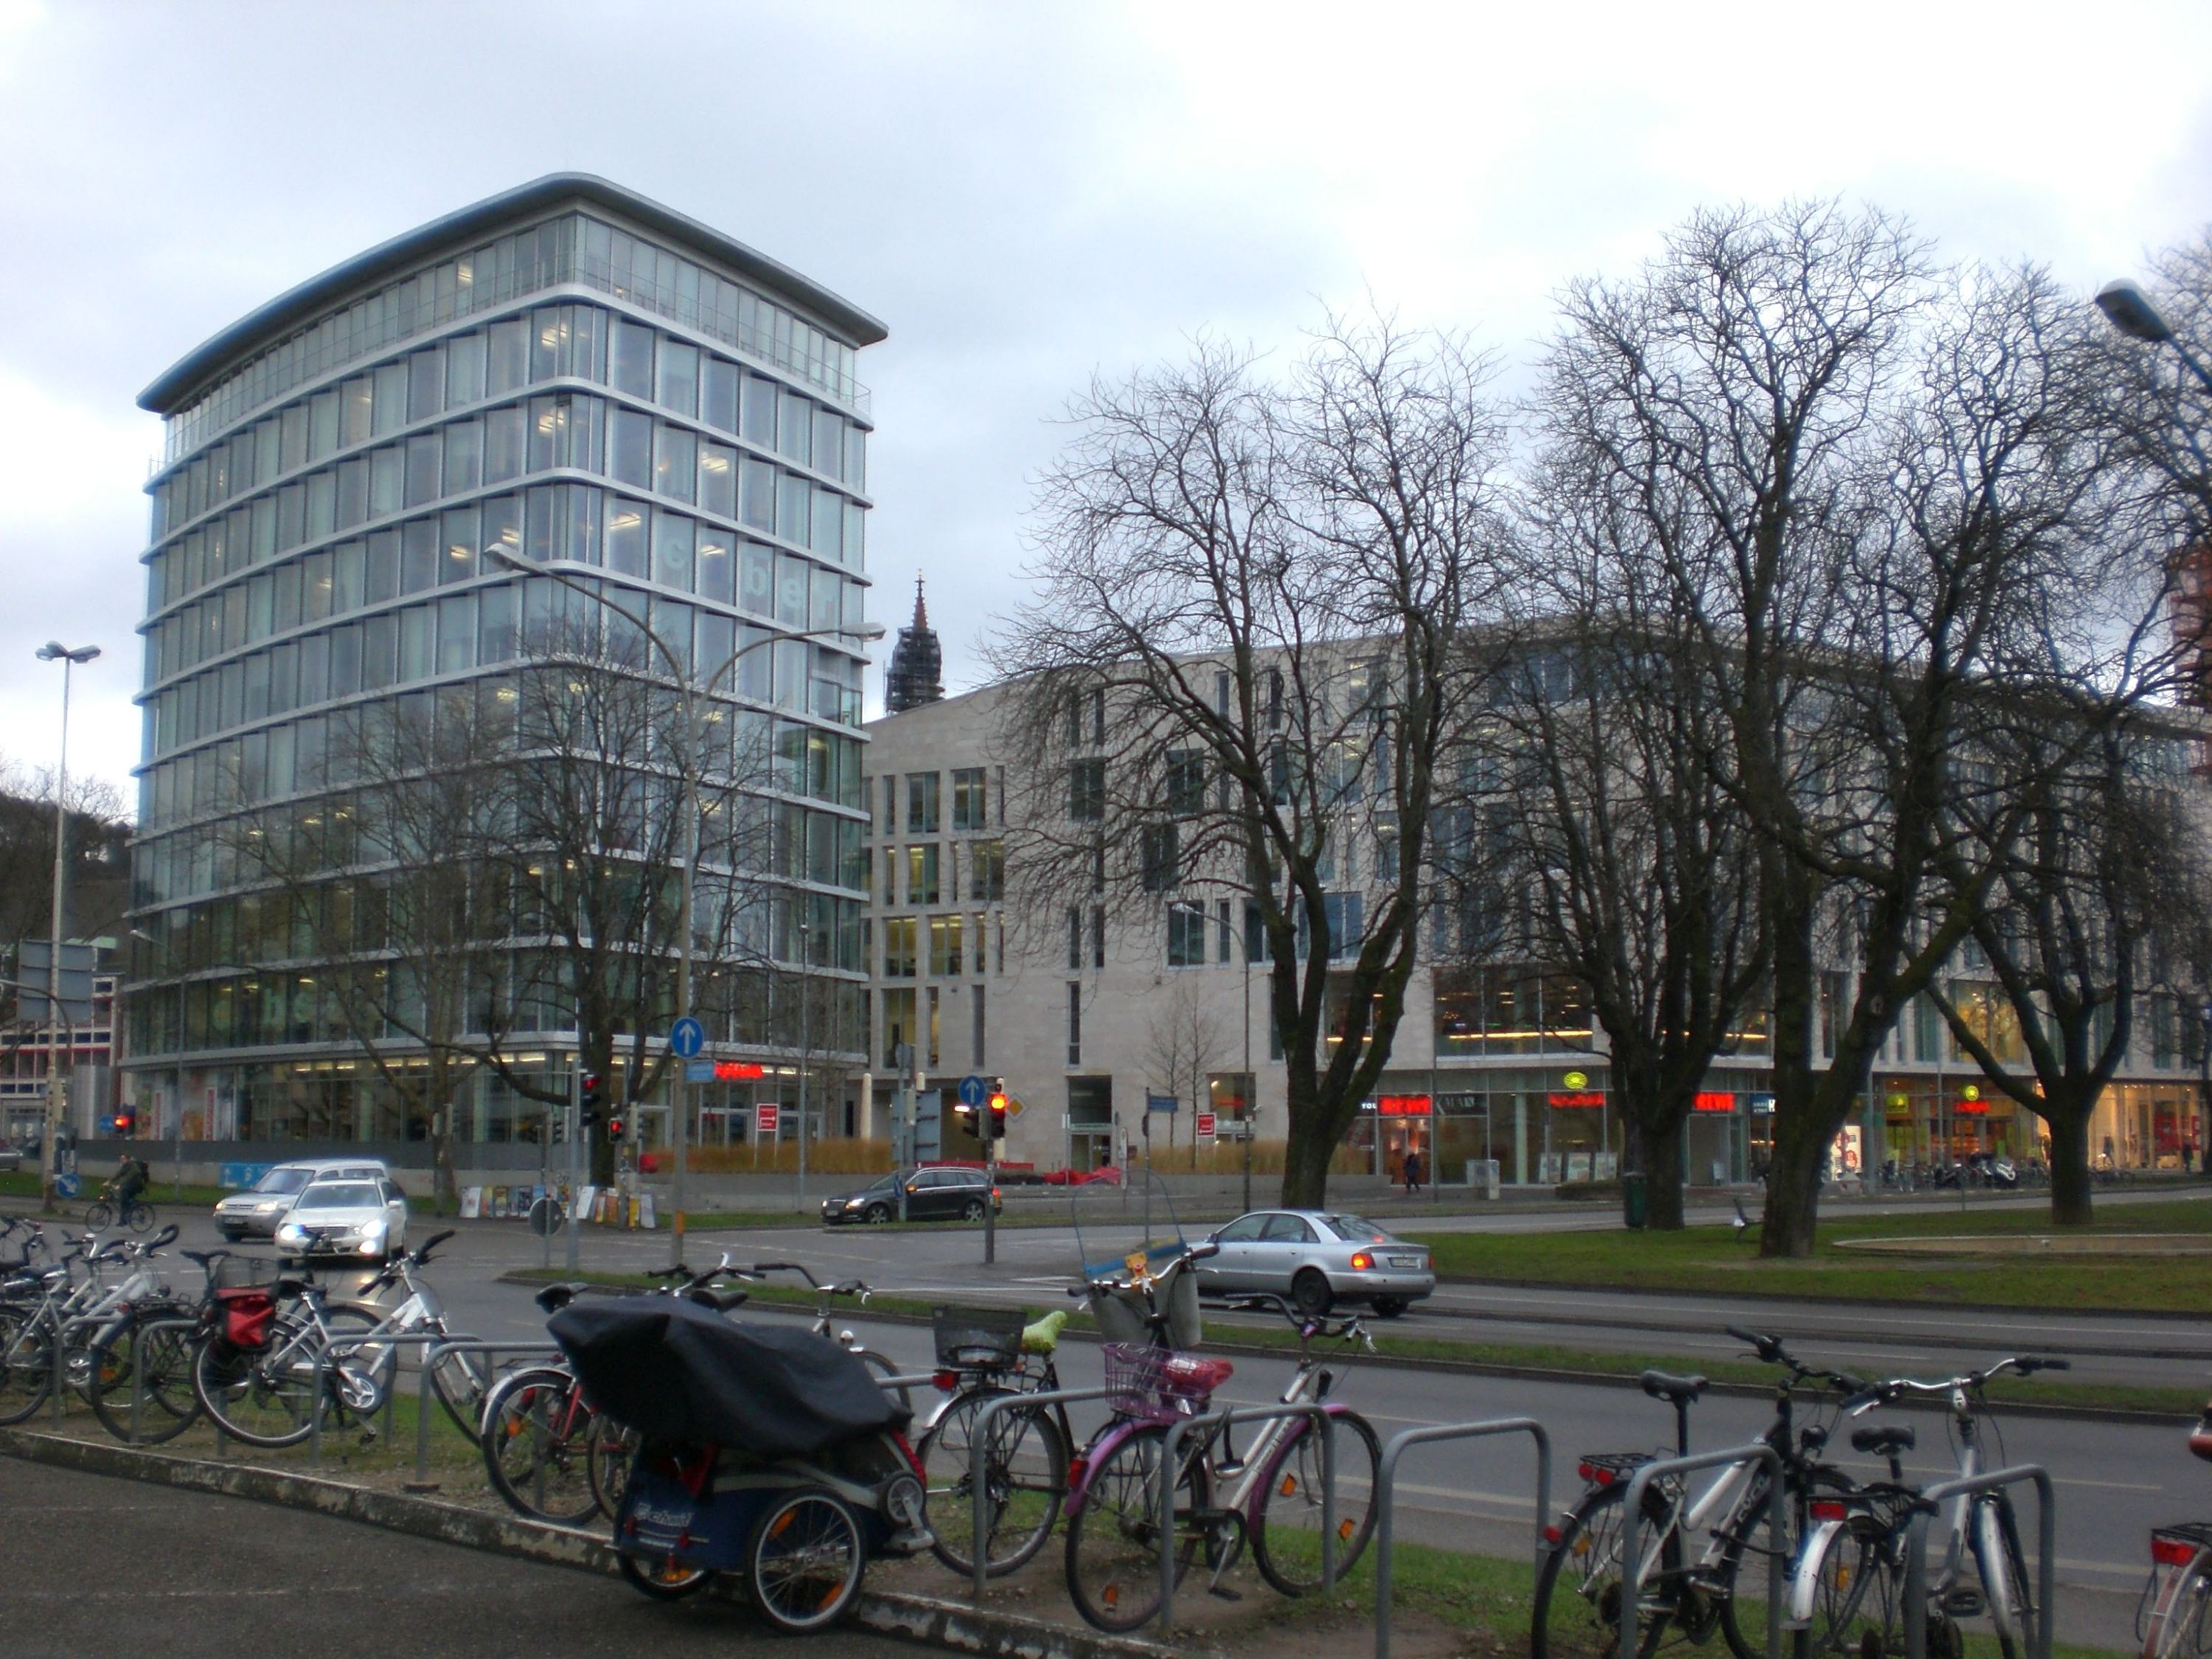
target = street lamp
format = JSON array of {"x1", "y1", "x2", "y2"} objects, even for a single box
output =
[
  {"x1": 2096, "y1": 278, "x2": 2212, "y2": 396},
  {"x1": 34, "y1": 641, "x2": 98, "y2": 1214},
  {"x1": 484, "y1": 546, "x2": 884, "y2": 1262}
]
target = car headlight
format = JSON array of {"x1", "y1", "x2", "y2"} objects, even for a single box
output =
[
  {"x1": 276, "y1": 1223, "x2": 305, "y2": 1244},
  {"x1": 844, "y1": 1198, "x2": 866, "y2": 1209}
]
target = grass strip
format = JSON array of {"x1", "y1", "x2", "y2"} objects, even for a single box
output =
[
  {"x1": 501, "y1": 1268, "x2": 2197, "y2": 1417},
  {"x1": 1410, "y1": 1197, "x2": 2212, "y2": 1313}
]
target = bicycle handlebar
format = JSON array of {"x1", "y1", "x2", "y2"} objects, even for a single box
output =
[{"x1": 1846, "y1": 1354, "x2": 2069, "y2": 1411}]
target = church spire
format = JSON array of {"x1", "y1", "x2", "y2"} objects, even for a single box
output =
[{"x1": 884, "y1": 573, "x2": 945, "y2": 714}]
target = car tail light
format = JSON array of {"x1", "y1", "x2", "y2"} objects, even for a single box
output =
[
  {"x1": 1810, "y1": 1500, "x2": 1848, "y2": 1523},
  {"x1": 1350, "y1": 1251, "x2": 1374, "y2": 1271},
  {"x1": 2154, "y1": 1535, "x2": 2201, "y2": 1568}
]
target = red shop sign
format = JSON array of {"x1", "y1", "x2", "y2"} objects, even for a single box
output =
[
  {"x1": 714, "y1": 1061, "x2": 765, "y2": 1081},
  {"x1": 1548, "y1": 1091, "x2": 1606, "y2": 1109},
  {"x1": 1693, "y1": 1092, "x2": 1736, "y2": 1114},
  {"x1": 1377, "y1": 1094, "x2": 1433, "y2": 1116}
]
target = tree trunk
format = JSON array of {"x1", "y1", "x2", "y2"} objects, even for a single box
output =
[
  {"x1": 2046, "y1": 1109, "x2": 2095, "y2": 1228},
  {"x1": 1279, "y1": 1110, "x2": 1334, "y2": 1208},
  {"x1": 1620, "y1": 1116, "x2": 1650, "y2": 1228},
  {"x1": 1646, "y1": 1115, "x2": 1687, "y2": 1231},
  {"x1": 433, "y1": 1119, "x2": 458, "y2": 1216},
  {"x1": 1759, "y1": 1113, "x2": 1826, "y2": 1256}
]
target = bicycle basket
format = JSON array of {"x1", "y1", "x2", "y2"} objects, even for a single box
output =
[
  {"x1": 931, "y1": 1304, "x2": 1026, "y2": 1370},
  {"x1": 216, "y1": 1286, "x2": 276, "y2": 1349},
  {"x1": 212, "y1": 1254, "x2": 283, "y2": 1290},
  {"x1": 1101, "y1": 1343, "x2": 1231, "y2": 1422}
]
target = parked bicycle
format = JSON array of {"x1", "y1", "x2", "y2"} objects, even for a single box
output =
[
  {"x1": 915, "y1": 1301, "x2": 1073, "y2": 1576},
  {"x1": 1057, "y1": 1236, "x2": 1384, "y2": 1632},
  {"x1": 2138, "y1": 1408, "x2": 2212, "y2": 1659},
  {"x1": 1531, "y1": 1327, "x2": 1873, "y2": 1659},
  {"x1": 1792, "y1": 1354, "x2": 2068, "y2": 1659}
]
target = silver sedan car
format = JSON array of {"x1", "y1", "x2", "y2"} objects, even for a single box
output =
[{"x1": 1194, "y1": 1209, "x2": 1436, "y2": 1317}]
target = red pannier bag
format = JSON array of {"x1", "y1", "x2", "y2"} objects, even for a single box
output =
[{"x1": 217, "y1": 1286, "x2": 276, "y2": 1349}]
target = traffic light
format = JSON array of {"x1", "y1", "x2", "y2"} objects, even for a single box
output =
[
  {"x1": 111, "y1": 1111, "x2": 133, "y2": 1137},
  {"x1": 987, "y1": 1083, "x2": 1009, "y2": 1141},
  {"x1": 607, "y1": 1113, "x2": 626, "y2": 1142},
  {"x1": 580, "y1": 1072, "x2": 603, "y2": 1131},
  {"x1": 950, "y1": 1096, "x2": 978, "y2": 1135}
]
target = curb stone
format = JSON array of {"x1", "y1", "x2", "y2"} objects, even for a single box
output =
[{"x1": 0, "y1": 1427, "x2": 1175, "y2": 1659}]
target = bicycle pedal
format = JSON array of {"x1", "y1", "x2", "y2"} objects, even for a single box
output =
[
  {"x1": 1941, "y1": 1588, "x2": 1983, "y2": 1618},
  {"x1": 1207, "y1": 1585, "x2": 1245, "y2": 1602}
]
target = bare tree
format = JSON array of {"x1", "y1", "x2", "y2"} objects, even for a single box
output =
[
  {"x1": 1931, "y1": 717, "x2": 2211, "y2": 1224},
  {"x1": 1146, "y1": 977, "x2": 1228, "y2": 1168},
  {"x1": 995, "y1": 314, "x2": 1510, "y2": 1206},
  {"x1": 227, "y1": 689, "x2": 505, "y2": 1209}
]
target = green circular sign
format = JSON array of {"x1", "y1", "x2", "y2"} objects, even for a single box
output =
[{"x1": 1562, "y1": 1070, "x2": 1589, "y2": 1090}]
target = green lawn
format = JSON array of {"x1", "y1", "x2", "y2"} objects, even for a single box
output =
[
  {"x1": 502, "y1": 1267, "x2": 2201, "y2": 1416},
  {"x1": 1408, "y1": 1197, "x2": 2212, "y2": 1312}
]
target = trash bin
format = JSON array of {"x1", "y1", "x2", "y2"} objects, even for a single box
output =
[{"x1": 1622, "y1": 1172, "x2": 1648, "y2": 1229}]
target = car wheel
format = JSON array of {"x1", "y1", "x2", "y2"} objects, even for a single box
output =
[
  {"x1": 864, "y1": 1203, "x2": 891, "y2": 1224},
  {"x1": 1291, "y1": 1269, "x2": 1333, "y2": 1318},
  {"x1": 218, "y1": 1228, "x2": 243, "y2": 1244},
  {"x1": 961, "y1": 1197, "x2": 987, "y2": 1222},
  {"x1": 1369, "y1": 1296, "x2": 1408, "y2": 1319}
]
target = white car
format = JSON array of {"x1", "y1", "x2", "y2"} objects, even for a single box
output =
[
  {"x1": 274, "y1": 1175, "x2": 410, "y2": 1263},
  {"x1": 215, "y1": 1158, "x2": 390, "y2": 1242}
]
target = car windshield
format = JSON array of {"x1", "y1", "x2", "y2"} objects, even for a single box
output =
[
  {"x1": 253, "y1": 1168, "x2": 314, "y2": 1195},
  {"x1": 1318, "y1": 1214, "x2": 1399, "y2": 1244},
  {"x1": 296, "y1": 1183, "x2": 380, "y2": 1210}
]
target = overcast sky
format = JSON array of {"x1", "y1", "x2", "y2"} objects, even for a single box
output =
[{"x1": 2, "y1": 0, "x2": 2209, "y2": 809}]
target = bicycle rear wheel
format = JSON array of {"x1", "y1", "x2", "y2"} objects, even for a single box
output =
[
  {"x1": 192, "y1": 1332, "x2": 319, "y2": 1447},
  {"x1": 1250, "y1": 1408, "x2": 1382, "y2": 1596},
  {"x1": 0, "y1": 1309, "x2": 55, "y2": 1426},
  {"x1": 1980, "y1": 1492, "x2": 2040, "y2": 1659},
  {"x1": 428, "y1": 1343, "x2": 492, "y2": 1438},
  {"x1": 1063, "y1": 1423, "x2": 1212, "y2": 1633},
  {"x1": 919, "y1": 1385, "x2": 1068, "y2": 1577},
  {"x1": 480, "y1": 1366, "x2": 600, "y2": 1523},
  {"x1": 1717, "y1": 1467, "x2": 1865, "y2": 1659},
  {"x1": 88, "y1": 1316, "x2": 204, "y2": 1444},
  {"x1": 1531, "y1": 1480, "x2": 1683, "y2": 1659}
]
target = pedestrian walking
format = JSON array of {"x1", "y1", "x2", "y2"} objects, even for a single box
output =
[{"x1": 1402, "y1": 1148, "x2": 1422, "y2": 1196}]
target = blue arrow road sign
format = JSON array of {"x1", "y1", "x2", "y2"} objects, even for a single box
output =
[
  {"x1": 957, "y1": 1074, "x2": 988, "y2": 1109},
  {"x1": 669, "y1": 1017, "x2": 706, "y2": 1058}
]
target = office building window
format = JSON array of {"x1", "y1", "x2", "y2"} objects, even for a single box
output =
[
  {"x1": 972, "y1": 984, "x2": 987, "y2": 1069},
  {"x1": 973, "y1": 839, "x2": 1004, "y2": 900},
  {"x1": 1168, "y1": 901, "x2": 1206, "y2": 967},
  {"x1": 1091, "y1": 905, "x2": 1106, "y2": 970},
  {"x1": 1067, "y1": 908, "x2": 1082, "y2": 972},
  {"x1": 928, "y1": 914, "x2": 964, "y2": 977},
  {"x1": 1139, "y1": 822, "x2": 1178, "y2": 892},
  {"x1": 1068, "y1": 759, "x2": 1105, "y2": 822},
  {"x1": 907, "y1": 771, "x2": 939, "y2": 832},
  {"x1": 1067, "y1": 982, "x2": 1082, "y2": 1065},
  {"x1": 906, "y1": 843, "x2": 940, "y2": 905},
  {"x1": 883, "y1": 916, "x2": 917, "y2": 978},
  {"x1": 952, "y1": 766, "x2": 987, "y2": 830}
]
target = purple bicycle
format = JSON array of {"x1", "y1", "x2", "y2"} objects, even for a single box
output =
[{"x1": 1058, "y1": 1237, "x2": 1382, "y2": 1632}]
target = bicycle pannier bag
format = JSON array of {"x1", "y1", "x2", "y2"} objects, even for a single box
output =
[{"x1": 218, "y1": 1286, "x2": 276, "y2": 1349}]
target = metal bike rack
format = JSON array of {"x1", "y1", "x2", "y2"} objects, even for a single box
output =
[
  {"x1": 308, "y1": 1329, "x2": 479, "y2": 1468},
  {"x1": 965, "y1": 1385, "x2": 1116, "y2": 1601},
  {"x1": 1158, "y1": 1399, "x2": 1338, "y2": 1635},
  {"x1": 1619, "y1": 1442, "x2": 1786, "y2": 1659},
  {"x1": 411, "y1": 1338, "x2": 559, "y2": 1487},
  {"x1": 1372, "y1": 1416, "x2": 1550, "y2": 1659},
  {"x1": 1902, "y1": 1465, "x2": 2054, "y2": 1659}
]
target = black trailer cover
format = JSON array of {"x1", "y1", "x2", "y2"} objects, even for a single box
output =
[{"x1": 550, "y1": 1294, "x2": 909, "y2": 1458}]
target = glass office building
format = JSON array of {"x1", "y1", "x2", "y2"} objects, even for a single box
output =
[{"x1": 125, "y1": 175, "x2": 884, "y2": 1147}]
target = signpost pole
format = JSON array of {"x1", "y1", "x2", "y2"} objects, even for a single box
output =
[
  {"x1": 566, "y1": 1057, "x2": 581, "y2": 1272},
  {"x1": 984, "y1": 1130, "x2": 996, "y2": 1266}
]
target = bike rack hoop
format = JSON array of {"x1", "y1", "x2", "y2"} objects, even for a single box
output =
[
  {"x1": 1158, "y1": 1399, "x2": 1338, "y2": 1634},
  {"x1": 1902, "y1": 1464, "x2": 2053, "y2": 1659},
  {"x1": 1619, "y1": 1442, "x2": 1785, "y2": 1659},
  {"x1": 1372, "y1": 1417, "x2": 1549, "y2": 1659},
  {"x1": 125, "y1": 1313, "x2": 205, "y2": 1446},
  {"x1": 965, "y1": 1384, "x2": 1116, "y2": 1601}
]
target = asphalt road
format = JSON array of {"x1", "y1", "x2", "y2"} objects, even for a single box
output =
[{"x1": 0, "y1": 1458, "x2": 916, "y2": 1659}]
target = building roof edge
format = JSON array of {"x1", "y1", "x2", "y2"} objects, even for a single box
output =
[{"x1": 139, "y1": 172, "x2": 888, "y2": 414}]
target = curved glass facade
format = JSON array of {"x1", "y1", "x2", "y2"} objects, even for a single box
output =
[{"x1": 127, "y1": 190, "x2": 878, "y2": 1146}]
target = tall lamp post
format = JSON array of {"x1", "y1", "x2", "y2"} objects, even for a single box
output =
[
  {"x1": 2096, "y1": 280, "x2": 2212, "y2": 394},
  {"x1": 485, "y1": 547, "x2": 882, "y2": 1263},
  {"x1": 35, "y1": 641, "x2": 98, "y2": 1214}
]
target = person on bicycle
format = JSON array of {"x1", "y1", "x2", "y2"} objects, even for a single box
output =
[{"x1": 108, "y1": 1152, "x2": 150, "y2": 1217}]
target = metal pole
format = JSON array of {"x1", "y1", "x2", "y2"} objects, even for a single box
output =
[
  {"x1": 984, "y1": 1117, "x2": 997, "y2": 1265},
  {"x1": 566, "y1": 1056, "x2": 582, "y2": 1273},
  {"x1": 797, "y1": 919, "x2": 811, "y2": 1208},
  {"x1": 669, "y1": 677, "x2": 698, "y2": 1270},
  {"x1": 1242, "y1": 939, "x2": 1253, "y2": 1215},
  {"x1": 41, "y1": 654, "x2": 78, "y2": 1214}
]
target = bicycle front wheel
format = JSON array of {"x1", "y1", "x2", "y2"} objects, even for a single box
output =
[
  {"x1": 1063, "y1": 1423, "x2": 1212, "y2": 1633},
  {"x1": 480, "y1": 1366, "x2": 599, "y2": 1523},
  {"x1": 428, "y1": 1343, "x2": 492, "y2": 1438},
  {"x1": 84, "y1": 1201, "x2": 114, "y2": 1231},
  {"x1": 87, "y1": 1316, "x2": 204, "y2": 1445},
  {"x1": 1251, "y1": 1408, "x2": 1382, "y2": 1596},
  {"x1": 920, "y1": 1385, "x2": 1069, "y2": 1577},
  {"x1": 1979, "y1": 1492, "x2": 2041, "y2": 1659},
  {"x1": 1532, "y1": 1479, "x2": 1683, "y2": 1659}
]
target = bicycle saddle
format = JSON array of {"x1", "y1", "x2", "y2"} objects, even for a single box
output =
[
  {"x1": 1640, "y1": 1369, "x2": 1708, "y2": 1405},
  {"x1": 687, "y1": 1286, "x2": 750, "y2": 1313},
  {"x1": 1851, "y1": 1425, "x2": 1916, "y2": 1456},
  {"x1": 534, "y1": 1281, "x2": 587, "y2": 1313},
  {"x1": 275, "y1": 1277, "x2": 313, "y2": 1296}
]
